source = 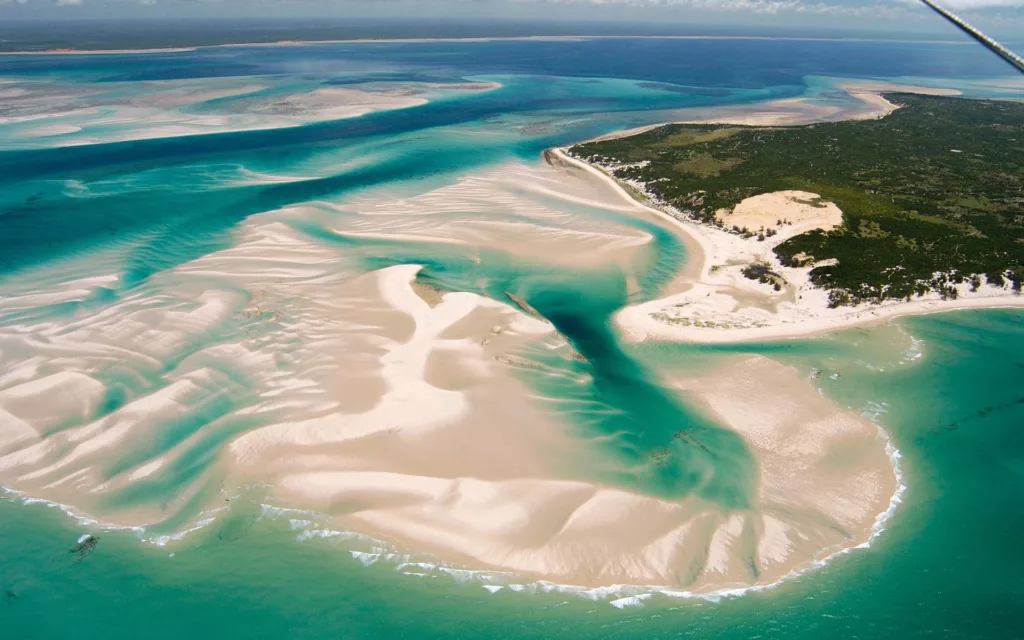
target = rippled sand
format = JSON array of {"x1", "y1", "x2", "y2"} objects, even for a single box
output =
[{"x1": 0, "y1": 153, "x2": 901, "y2": 591}]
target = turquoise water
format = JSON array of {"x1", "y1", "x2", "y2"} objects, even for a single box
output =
[{"x1": 1, "y1": 39, "x2": 1023, "y2": 637}]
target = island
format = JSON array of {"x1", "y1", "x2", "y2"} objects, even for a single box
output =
[{"x1": 564, "y1": 93, "x2": 1024, "y2": 342}]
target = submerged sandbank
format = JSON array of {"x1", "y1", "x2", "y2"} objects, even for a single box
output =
[{"x1": 0, "y1": 78, "x2": 501, "y2": 150}]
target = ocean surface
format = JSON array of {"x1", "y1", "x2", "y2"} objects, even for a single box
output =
[{"x1": 1, "y1": 38, "x2": 1022, "y2": 638}]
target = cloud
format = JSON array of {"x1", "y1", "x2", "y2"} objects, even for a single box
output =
[
  {"x1": 513, "y1": 0, "x2": 911, "y2": 16},
  {"x1": 2, "y1": 0, "x2": 1019, "y2": 18},
  {"x1": 513, "y1": 0, "x2": 1024, "y2": 17},
  {"x1": 929, "y1": 0, "x2": 1024, "y2": 8}
]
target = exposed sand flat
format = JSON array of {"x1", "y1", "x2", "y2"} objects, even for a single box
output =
[
  {"x1": 552, "y1": 147, "x2": 1024, "y2": 344},
  {"x1": 328, "y1": 162, "x2": 654, "y2": 269},
  {"x1": 0, "y1": 166, "x2": 621, "y2": 530},
  {"x1": 257, "y1": 353, "x2": 896, "y2": 591},
  {"x1": 0, "y1": 372, "x2": 106, "y2": 437},
  {"x1": 0, "y1": 48, "x2": 197, "y2": 56},
  {"x1": 0, "y1": 220, "x2": 357, "y2": 521},
  {"x1": 232, "y1": 86, "x2": 427, "y2": 121},
  {"x1": 0, "y1": 155, "x2": 652, "y2": 527},
  {"x1": 0, "y1": 144, "x2": 900, "y2": 593},
  {"x1": 125, "y1": 82, "x2": 269, "y2": 109},
  {"x1": 676, "y1": 355, "x2": 897, "y2": 528}
]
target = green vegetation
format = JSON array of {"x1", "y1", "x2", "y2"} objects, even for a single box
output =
[
  {"x1": 570, "y1": 94, "x2": 1024, "y2": 305},
  {"x1": 741, "y1": 260, "x2": 785, "y2": 291}
]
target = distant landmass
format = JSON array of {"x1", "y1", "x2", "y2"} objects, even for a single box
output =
[{"x1": 0, "y1": 18, "x2": 992, "y2": 52}]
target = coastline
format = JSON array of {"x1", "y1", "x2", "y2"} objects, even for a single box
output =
[{"x1": 550, "y1": 112, "x2": 1024, "y2": 344}]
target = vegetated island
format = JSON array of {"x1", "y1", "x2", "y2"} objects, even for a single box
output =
[{"x1": 565, "y1": 92, "x2": 1024, "y2": 342}]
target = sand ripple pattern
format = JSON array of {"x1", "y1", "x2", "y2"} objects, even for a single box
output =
[{"x1": 0, "y1": 160, "x2": 896, "y2": 594}]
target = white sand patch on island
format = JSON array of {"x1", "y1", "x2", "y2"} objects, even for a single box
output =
[{"x1": 716, "y1": 190, "x2": 842, "y2": 236}]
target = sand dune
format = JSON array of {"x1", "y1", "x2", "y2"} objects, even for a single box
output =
[{"x1": 717, "y1": 190, "x2": 842, "y2": 235}]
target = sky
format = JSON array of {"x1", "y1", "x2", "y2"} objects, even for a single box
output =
[{"x1": 0, "y1": 0, "x2": 1021, "y2": 38}]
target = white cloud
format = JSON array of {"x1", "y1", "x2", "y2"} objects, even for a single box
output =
[
  {"x1": 514, "y1": 0, "x2": 916, "y2": 16},
  {"x1": 524, "y1": 0, "x2": 1019, "y2": 10},
  {"x1": 931, "y1": 0, "x2": 1024, "y2": 8}
]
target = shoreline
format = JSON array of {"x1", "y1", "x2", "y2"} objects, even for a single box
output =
[
  {"x1": 0, "y1": 34, "x2": 976, "y2": 57},
  {"x1": 550, "y1": 128, "x2": 1024, "y2": 344}
]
